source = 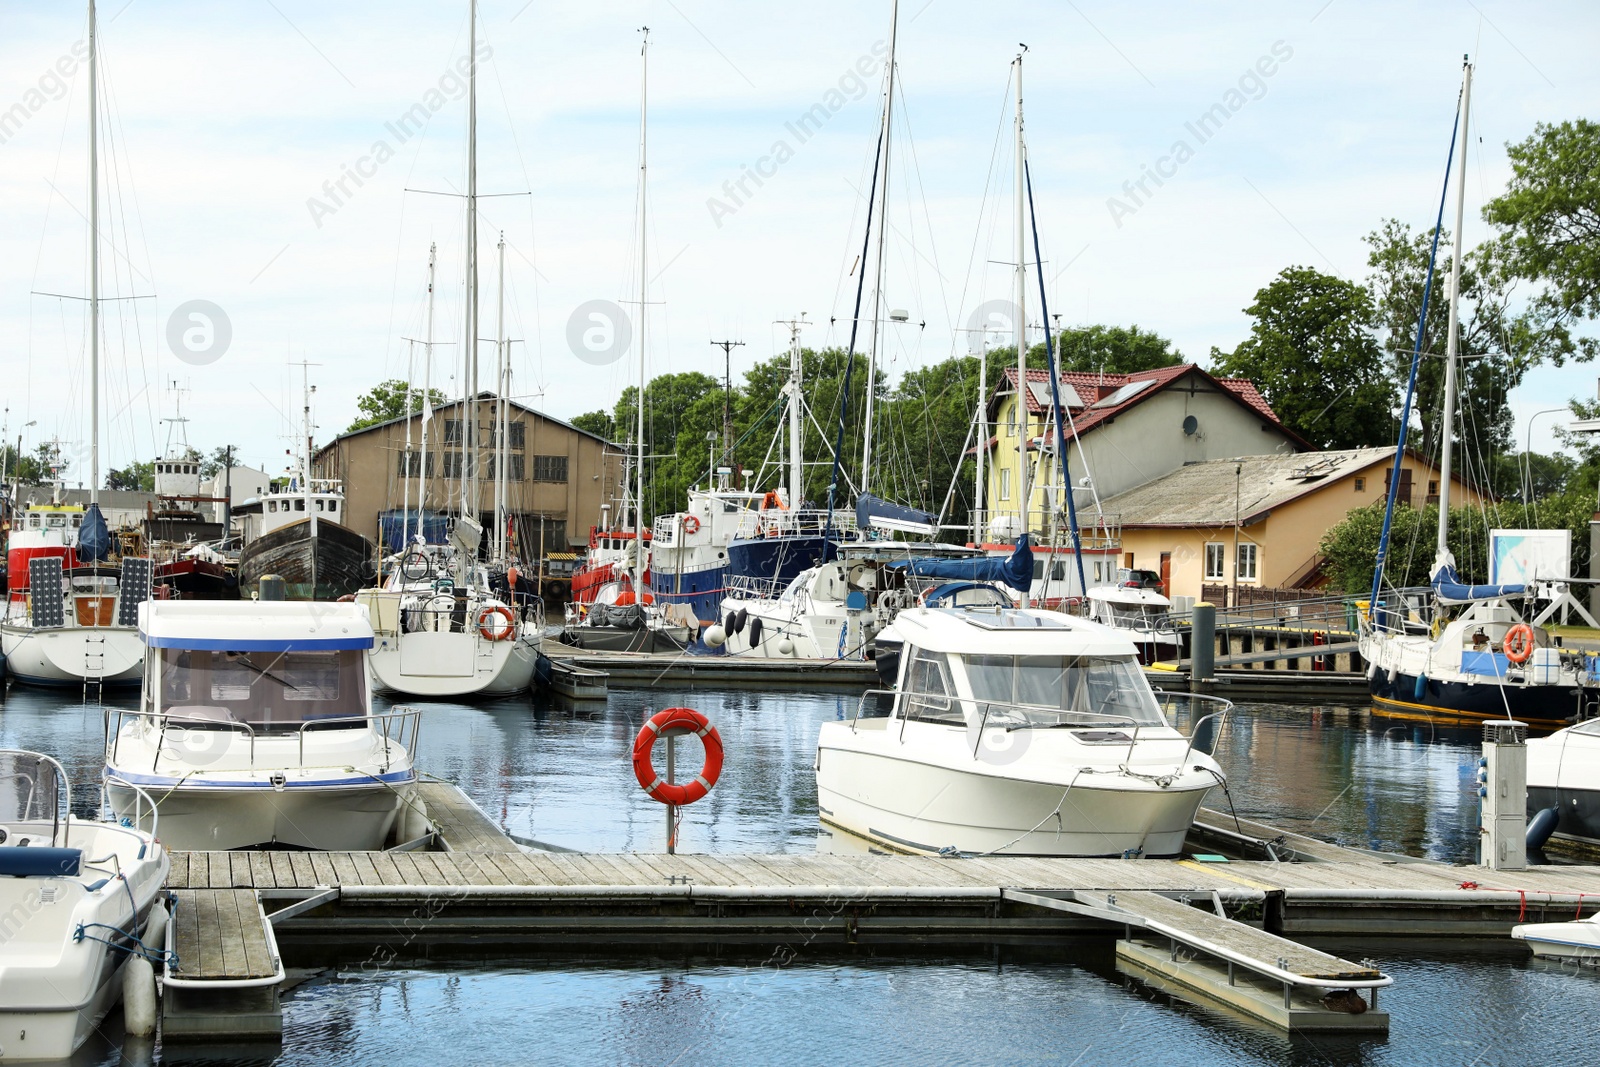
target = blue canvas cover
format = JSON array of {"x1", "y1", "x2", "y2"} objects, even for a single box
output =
[
  {"x1": 1432, "y1": 562, "x2": 1525, "y2": 605},
  {"x1": 77, "y1": 503, "x2": 112, "y2": 562},
  {"x1": 889, "y1": 535, "x2": 1034, "y2": 593},
  {"x1": 855, "y1": 493, "x2": 938, "y2": 535}
]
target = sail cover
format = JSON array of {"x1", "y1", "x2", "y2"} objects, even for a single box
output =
[
  {"x1": 77, "y1": 503, "x2": 112, "y2": 562},
  {"x1": 856, "y1": 494, "x2": 938, "y2": 536},
  {"x1": 889, "y1": 535, "x2": 1034, "y2": 593},
  {"x1": 1431, "y1": 562, "x2": 1526, "y2": 605}
]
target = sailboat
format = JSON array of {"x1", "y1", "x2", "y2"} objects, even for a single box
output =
[
  {"x1": 1359, "y1": 58, "x2": 1589, "y2": 730},
  {"x1": 0, "y1": 1, "x2": 150, "y2": 688},
  {"x1": 358, "y1": 2, "x2": 539, "y2": 696}
]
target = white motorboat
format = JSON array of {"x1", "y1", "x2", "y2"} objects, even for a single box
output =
[
  {"x1": 104, "y1": 600, "x2": 421, "y2": 851},
  {"x1": 1084, "y1": 569, "x2": 1181, "y2": 665},
  {"x1": 0, "y1": 749, "x2": 168, "y2": 1062},
  {"x1": 816, "y1": 606, "x2": 1228, "y2": 857},
  {"x1": 1527, "y1": 716, "x2": 1600, "y2": 852},
  {"x1": 1512, "y1": 912, "x2": 1600, "y2": 963}
]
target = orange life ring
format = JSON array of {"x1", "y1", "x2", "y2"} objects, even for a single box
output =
[
  {"x1": 477, "y1": 605, "x2": 516, "y2": 641},
  {"x1": 682, "y1": 515, "x2": 701, "y2": 535},
  {"x1": 632, "y1": 707, "x2": 724, "y2": 806},
  {"x1": 1503, "y1": 623, "x2": 1535, "y2": 664}
]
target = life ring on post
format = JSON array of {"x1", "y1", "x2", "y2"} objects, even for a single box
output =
[
  {"x1": 682, "y1": 515, "x2": 701, "y2": 535},
  {"x1": 632, "y1": 707, "x2": 724, "y2": 806},
  {"x1": 477, "y1": 605, "x2": 516, "y2": 641},
  {"x1": 1503, "y1": 623, "x2": 1535, "y2": 664}
]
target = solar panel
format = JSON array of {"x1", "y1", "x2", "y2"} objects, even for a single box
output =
[
  {"x1": 957, "y1": 607, "x2": 1073, "y2": 631},
  {"x1": 28, "y1": 557, "x2": 65, "y2": 628},
  {"x1": 1026, "y1": 381, "x2": 1084, "y2": 410},
  {"x1": 1091, "y1": 379, "x2": 1155, "y2": 409},
  {"x1": 118, "y1": 558, "x2": 152, "y2": 626}
]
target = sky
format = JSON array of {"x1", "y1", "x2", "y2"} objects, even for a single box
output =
[{"x1": 0, "y1": 0, "x2": 1595, "y2": 486}]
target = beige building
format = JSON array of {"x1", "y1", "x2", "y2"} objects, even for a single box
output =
[
  {"x1": 1103, "y1": 448, "x2": 1485, "y2": 602},
  {"x1": 312, "y1": 395, "x2": 623, "y2": 556},
  {"x1": 982, "y1": 364, "x2": 1307, "y2": 535}
]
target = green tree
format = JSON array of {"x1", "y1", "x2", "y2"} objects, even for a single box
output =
[
  {"x1": 348, "y1": 380, "x2": 450, "y2": 433},
  {"x1": 1482, "y1": 118, "x2": 1600, "y2": 362},
  {"x1": 200, "y1": 445, "x2": 241, "y2": 480},
  {"x1": 569, "y1": 410, "x2": 616, "y2": 441},
  {"x1": 1053, "y1": 324, "x2": 1182, "y2": 374},
  {"x1": 106, "y1": 460, "x2": 154, "y2": 492},
  {"x1": 1210, "y1": 266, "x2": 1392, "y2": 449}
]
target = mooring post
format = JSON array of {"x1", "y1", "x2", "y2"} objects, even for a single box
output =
[
  {"x1": 1191, "y1": 602, "x2": 1215, "y2": 693},
  {"x1": 665, "y1": 734, "x2": 677, "y2": 855}
]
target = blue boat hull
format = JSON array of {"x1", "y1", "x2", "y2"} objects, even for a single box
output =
[{"x1": 727, "y1": 534, "x2": 829, "y2": 589}]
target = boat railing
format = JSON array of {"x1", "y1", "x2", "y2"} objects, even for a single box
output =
[
  {"x1": 730, "y1": 508, "x2": 860, "y2": 542},
  {"x1": 99, "y1": 778, "x2": 161, "y2": 843},
  {"x1": 0, "y1": 750, "x2": 70, "y2": 847},
  {"x1": 724, "y1": 573, "x2": 791, "y2": 601},
  {"x1": 106, "y1": 706, "x2": 422, "y2": 774},
  {"x1": 1151, "y1": 690, "x2": 1234, "y2": 769}
]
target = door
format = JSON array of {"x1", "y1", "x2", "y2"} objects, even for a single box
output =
[
  {"x1": 1123, "y1": 552, "x2": 1135, "y2": 569},
  {"x1": 1159, "y1": 553, "x2": 1171, "y2": 595},
  {"x1": 1384, "y1": 468, "x2": 1413, "y2": 508}
]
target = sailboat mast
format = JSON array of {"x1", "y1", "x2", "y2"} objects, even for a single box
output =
[
  {"x1": 788, "y1": 319, "x2": 804, "y2": 503},
  {"x1": 975, "y1": 340, "x2": 987, "y2": 545},
  {"x1": 495, "y1": 231, "x2": 508, "y2": 562},
  {"x1": 88, "y1": 0, "x2": 100, "y2": 506},
  {"x1": 465, "y1": 0, "x2": 480, "y2": 532},
  {"x1": 302, "y1": 369, "x2": 316, "y2": 537},
  {"x1": 1013, "y1": 50, "x2": 1029, "y2": 608},
  {"x1": 420, "y1": 242, "x2": 436, "y2": 527},
  {"x1": 633, "y1": 27, "x2": 650, "y2": 603},
  {"x1": 1436, "y1": 57, "x2": 1472, "y2": 558},
  {"x1": 402, "y1": 339, "x2": 415, "y2": 548},
  {"x1": 859, "y1": 0, "x2": 898, "y2": 495}
]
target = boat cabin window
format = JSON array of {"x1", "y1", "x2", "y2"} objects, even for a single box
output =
[
  {"x1": 294, "y1": 499, "x2": 306, "y2": 511},
  {"x1": 267, "y1": 501, "x2": 278, "y2": 513},
  {"x1": 153, "y1": 648, "x2": 367, "y2": 731},
  {"x1": 964, "y1": 654, "x2": 1164, "y2": 726},
  {"x1": 901, "y1": 646, "x2": 961, "y2": 725},
  {"x1": 47, "y1": 514, "x2": 65, "y2": 528}
]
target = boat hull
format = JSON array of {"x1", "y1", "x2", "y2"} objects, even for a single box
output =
[
  {"x1": 155, "y1": 557, "x2": 237, "y2": 600},
  {"x1": 0, "y1": 624, "x2": 142, "y2": 687},
  {"x1": 557, "y1": 625, "x2": 692, "y2": 654},
  {"x1": 648, "y1": 562, "x2": 729, "y2": 628},
  {"x1": 367, "y1": 633, "x2": 540, "y2": 698},
  {"x1": 238, "y1": 518, "x2": 375, "y2": 601},
  {"x1": 1370, "y1": 669, "x2": 1579, "y2": 730},
  {"x1": 726, "y1": 534, "x2": 828, "y2": 588},
  {"x1": 1512, "y1": 920, "x2": 1600, "y2": 962},
  {"x1": 106, "y1": 775, "x2": 413, "y2": 851},
  {"x1": 816, "y1": 724, "x2": 1212, "y2": 857}
]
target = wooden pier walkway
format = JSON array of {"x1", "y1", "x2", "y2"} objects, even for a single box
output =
[{"x1": 164, "y1": 887, "x2": 285, "y2": 1038}]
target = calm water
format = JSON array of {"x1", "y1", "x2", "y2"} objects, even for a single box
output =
[{"x1": 0, "y1": 683, "x2": 1586, "y2": 1065}]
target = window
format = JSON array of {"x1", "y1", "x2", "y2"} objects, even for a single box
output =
[
  {"x1": 966, "y1": 654, "x2": 1164, "y2": 725},
  {"x1": 1237, "y1": 542, "x2": 1258, "y2": 582},
  {"x1": 999, "y1": 468, "x2": 1012, "y2": 501},
  {"x1": 400, "y1": 452, "x2": 433, "y2": 478},
  {"x1": 293, "y1": 499, "x2": 305, "y2": 512},
  {"x1": 487, "y1": 455, "x2": 526, "y2": 480},
  {"x1": 533, "y1": 455, "x2": 568, "y2": 483},
  {"x1": 442, "y1": 452, "x2": 467, "y2": 478},
  {"x1": 1428, "y1": 480, "x2": 1439, "y2": 495},
  {"x1": 315, "y1": 500, "x2": 325, "y2": 512},
  {"x1": 328, "y1": 500, "x2": 337, "y2": 513},
  {"x1": 509, "y1": 422, "x2": 525, "y2": 450},
  {"x1": 1204, "y1": 542, "x2": 1226, "y2": 581},
  {"x1": 444, "y1": 419, "x2": 464, "y2": 445},
  {"x1": 902, "y1": 647, "x2": 960, "y2": 724},
  {"x1": 1354, "y1": 477, "x2": 1365, "y2": 492}
]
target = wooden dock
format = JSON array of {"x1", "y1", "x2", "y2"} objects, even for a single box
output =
[
  {"x1": 164, "y1": 888, "x2": 285, "y2": 1038},
  {"x1": 545, "y1": 650, "x2": 878, "y2": 689}
]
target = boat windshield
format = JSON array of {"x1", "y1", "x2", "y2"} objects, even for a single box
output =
[
  {"x1": 963, "y1": 653, "x2": 1165, "y2": 726},
  {"x1": 152, "y1": 648, "x2": 368, "y2": 732}
]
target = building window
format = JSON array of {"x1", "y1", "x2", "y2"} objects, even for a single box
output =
[
  {"x1": 444, "y1": 419, "x2": 464, "y2": 445},
  {"x1": 1354, "y1": 477, "x2": 1365, "y2": 492},
  {"x1": 401, "y1": 452, "x2": 434, "y2": 478},
  {"x1": 488, "y1": 455, "x2": 527, "y2": 480},
  {"x1": 1205, "y1": 542, "x2": 1226, "y2": 581},
  {"x1": 442, "y1": 452, "x2": 468, "y2": 479},
  {"x1": 533, "y1": 455, "x2": 567, "y2": 483},
  {"x1": 510, "y1": 422, "x2": 525, "y2": 450},
  {"x1": 1428, "y1": 480, "x2": 1439, "y2": 495},
  {"x1": 1237, "y1": 542, "x2": 1258, "y2": 582},
  {"x1": 999, "y1": 468, "x2": 1011, "y2": 501}
]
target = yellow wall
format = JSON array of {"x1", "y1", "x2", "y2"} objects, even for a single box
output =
[{"x1": 1117, "y1": 455, "x2": 1483, "y2": 600}]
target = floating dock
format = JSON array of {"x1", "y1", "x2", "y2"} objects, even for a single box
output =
[
  {"x1": 152, "y1": 783, "x2": 1600, "y2": 1036},
  {"x1": 544, "y1": 650, "x2": 878, "y2": 689}
]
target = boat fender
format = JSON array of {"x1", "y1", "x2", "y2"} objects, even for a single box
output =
[
  {"x1": 732, "y1": 609, "x2": 748, "y2": 636},
  {"x1": 777, "y1": 638, "x2": 795, "y2": 656},
  {"x1": 1526, "y1": 806, "x2": 1561, "y2": 850},
  {"x1": 747, "y1": 616, "x2": 764, "y2": 649},
  {"x1": 1387, "y1": 666, "x2": 1398, "y2": 684},
  {"x1": 632, "y1": 707, "x2": 725, "y2": 806},
  {"x1": 400, "y1": 799, "x2": 431, "y2": 845},
  {"x1": 142, "y1": 897, "x2": 168, "y2": 953},
  {"x1": 1366, "y1": 662, "x2": 1377, "y2": 681},
  {"x1": 1413, "y1": 673, "x2": 1427, "y2": 700},
  {"x1": 703, "y1": 624, "x2": 727, "y2": 649},
  {"x1": 123, "y1": 956, "x2": 158, "y2": 1037}
]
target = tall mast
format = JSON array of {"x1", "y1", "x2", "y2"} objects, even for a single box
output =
[
  {"x1": 88, "y1": 0, "x2": 100, "y2": 505},
  {"x1": 495, "y1": 231, "x2": 508, "y2": 562},
  {"x1": 464, "y1": 0, "x2": 480, "y2": 531},
  {"x1": 402, "y1": 338, "x2": 415, "y2": 549},
  {"x1": 859, "y1": 0, "x2": 898, "y2": 494},
  {"x1": 975, "y1": 339, "x2": 987, "y2": 544},
  {"x1": 301, "y1": 368, "x2": 316, "y2": 538},
  {"x1": 1013, "y1": 49, "x2": 1029, "y2": 607},
  {"x1": 633, "y1": 27, "x2": 649, "y2": 603},
  {"x1": 1436, "y1": 57, "x2": 1472, "y2": 559},
  {"x1": 788, "y1": 318, "x2": 805, "y2": 503},
  {"x1": 419, "y1": 242, "x2": 436, "y2": 530}
]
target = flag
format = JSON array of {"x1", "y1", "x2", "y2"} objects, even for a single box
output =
[{"x1": 421, "y1": 394, "x2": 434, "y2": 424}]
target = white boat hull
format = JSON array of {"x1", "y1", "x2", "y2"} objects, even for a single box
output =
[
  {"x1": 1512, "y1": 917, "x2": 1600, "y2": 962},
  {"x1": 0, "y1": 624, "x2": 142, "y2": 687},
  {"x1": 367, "y1": 632, "x2": 539, "y2": 698},
  {"x1": 816, "y1": 720, "x2": 1214, "y2": 857}
]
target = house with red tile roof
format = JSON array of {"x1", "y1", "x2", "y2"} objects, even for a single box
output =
[{"x1": 980, "y1": 363, "x2": 1309, "y2": 539}]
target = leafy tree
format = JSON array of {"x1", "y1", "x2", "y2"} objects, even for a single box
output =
[
  {"x1": 569, "y1": 410, "x2": 616, "y2": 441},
  {"x1": 1488, "y1": 450, "x2": 1578, "y2": 503},
  {"x1": 106, "y1": 460, "x2": 154, "y2": 492},
  {"x1": 1482, "y1": 118, "x2": 1600, "y2": 362},
  {"x1": 200, "y1": 445, "x2": 241, "y2": 480},
  {"x1": 348, "y1": 380, "x2": 451, "y2": 433},
  {"x1": 1210, "y1": 266, "x2": 1392, "y2": 449},
  {"x1": 1053, "y1": 324, "x2": 1182, "y2": 374},
  {"x1": 613, "y1": 372, "x2": 723, "y2": 523}
]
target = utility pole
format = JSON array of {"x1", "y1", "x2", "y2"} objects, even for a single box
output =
[{"x1": 710, "y1": 339, "x2": 745, "y2": 472}]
